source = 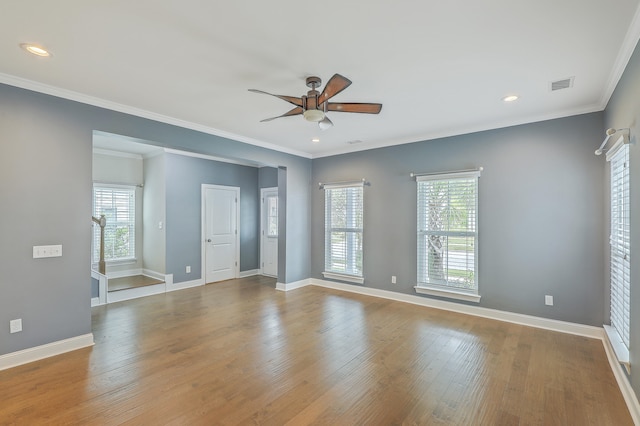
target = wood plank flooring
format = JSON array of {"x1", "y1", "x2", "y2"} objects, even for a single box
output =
[
  {"x1": 0, "y1": 276, "x2": 632, "y2": 425},
  {"x1": 108, "y1": 275, "x2": 164, "y2": 292}
]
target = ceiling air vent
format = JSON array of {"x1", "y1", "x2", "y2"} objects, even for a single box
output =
[
  {"x1": 347, "y1": 140, "x2": 364, "y2": 145},
  {"x1": 550, "y1": 77, "x2": 574, "y2": 91}
]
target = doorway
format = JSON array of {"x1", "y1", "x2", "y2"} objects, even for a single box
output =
[
  {"x1": 202, "y1": 184, "x2": 240, "y2": 283},
  {"x1": 260, "y1": 187, "x2": 278, "y2": 277}
]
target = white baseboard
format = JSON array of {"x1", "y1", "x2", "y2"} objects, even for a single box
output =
[
  {"x1": 167, "y1": 278, "x2": 204, "y2": 292},
  {"x1": 90, "y1": 297, "x2": 101, "y2": 307},
  {"x1": 276, "y1": 278, "x2": 311, "y2": 292},
  {"x1": 106, "y1": 268, "x2": 143, "y2": 279},
  {"x1": 239, "y1": 269, "x2": 260, "y2": 278},
  {"x1": 107, "y1": 283, "x2": 166, "y2": 303},
  {"x1": 602, "y1": 329, "x2": 640, "y2": 424},
  {"x1": 0, "y1": 333, "x2": 94, "y2": 371},
  {"x1": 309, "y1": 279, "x2": 602, "y2": 339},
  {"x1": 142, "y1": 268, "x2": 166, "y2": 281}
]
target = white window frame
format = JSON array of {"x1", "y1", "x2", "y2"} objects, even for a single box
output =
[
  {"x1": 322, "y1": 182, "x2": 364, "y2": 284},
  {"x1": 604, "y1": 136, "x2": 630, "y2": 370},
  {"x1": 414, "y1": 170, "x2": 480, "y2": 303},
  {"x1": 92, "y1": 184, "x2": 137, "y2": 263}
]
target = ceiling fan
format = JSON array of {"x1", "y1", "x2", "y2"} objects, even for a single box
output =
[{"x1": 249, "y1": 74, "x2": 382, "y2": 130}]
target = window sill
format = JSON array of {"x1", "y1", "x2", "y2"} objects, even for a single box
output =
[
  {"x1": 414, "y1": 285, "x2": 481, "y2": 303},
  {"x1": 604, "y1": 324, "x2": 630, "y2": 374},
  {"x1": 98, "y1": 258, "x2": 137, "y2": 266},
  {"x1": 323, "y1": 272, "x2": 364, "y2": 284}
]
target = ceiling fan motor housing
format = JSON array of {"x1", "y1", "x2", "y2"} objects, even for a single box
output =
[{"x1": 306, "y1": 76, "x2": 321, "y2": 89}]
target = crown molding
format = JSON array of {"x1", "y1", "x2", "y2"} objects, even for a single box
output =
[{"x1": 0, "y1": 73, "x2": 312, "y2": 159}]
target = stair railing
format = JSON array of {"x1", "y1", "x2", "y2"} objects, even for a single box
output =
[{"x1": 92, "y1": 215, "x2": 106, "y2": 274}]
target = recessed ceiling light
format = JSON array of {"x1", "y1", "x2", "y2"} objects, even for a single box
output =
[
  {"x1": 20, "y1": 43, "x2": 51, "y2": 57},
  {"x1": 311, "y1": 138, "x2": 320, "y2": 143},
  {"x1": 502, "y1": 95, "x2": 519, "y2": 103}
]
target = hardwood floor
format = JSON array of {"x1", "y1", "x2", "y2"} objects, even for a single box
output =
[
  {"x1": 108, "y1": 275, "x2": 164, "y2": 292},
  {"x1": 0, "y1": 276, "x2": 632, "y2": 425}
]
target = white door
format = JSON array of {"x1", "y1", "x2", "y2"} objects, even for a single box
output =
[
  {"x1": 261, "y1": 188, "x2": 278, "y2": 277},
  {"x1": 203, "y1": 185, "x2": 239, "y2": 283}
]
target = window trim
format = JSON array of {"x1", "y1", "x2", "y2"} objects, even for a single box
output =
[
  {"x1": 323, "y1": 182, "x2": 365, "y2": 283},
  {"x1": 414, "y1": 169, "x2": 480, "y2": 302},
  {"x1": 606, "y1": 138, "x2": 630, "y2": 361}
]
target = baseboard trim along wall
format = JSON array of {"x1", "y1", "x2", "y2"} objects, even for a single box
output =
[
  {"x1": 276, "y1": 279, "x2": 310, "y2": 292},
  {"x1": 0, "y1": 333, "x2": 94, "y2": 372},
  {"x1": 166, "y1": 278, "x2": 204, "y2": 292},
  {"x1": 107, "y1": 283, "x2": 166, "y2": 304},
  {"x1": 239, "y1": 269, "x2": 260, "y2": 278},
  {"x1": 601, "y1": 327, "x2": 640, "y2": 424},
  {"x1": 308, "y1": 278, "x2": 602, "y2": 338}
]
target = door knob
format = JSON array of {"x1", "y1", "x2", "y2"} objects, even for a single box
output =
[{"x1": 207, "y1": 239, "x2": 212, "y2": 242}]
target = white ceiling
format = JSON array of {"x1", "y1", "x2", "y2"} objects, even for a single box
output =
[{"x1": 2, "y1": 1, "x2": 640, "y2": 158}]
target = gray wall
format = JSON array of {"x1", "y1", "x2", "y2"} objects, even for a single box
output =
[
  {"x1": 604, "y1": 39, "x2": 640, "y2": 399},
  {"x1": 143, "y1": 153, "x2": 166, "y2": 273},
  {"x1": 0, "y1": 83, "x2": 311, "y2": 357},
  {"x1": 165, "y1": 153, "x2": 261, "y2": 283},
  {"x1": 0, "y1": 88, "x2": 93, "y2": 354},
  {"x1": 259, "y1": 166, "x2": 278, "y2": 189},
  {"x1": 311, "y1": 112, "x2": 606, "y2": 326}
]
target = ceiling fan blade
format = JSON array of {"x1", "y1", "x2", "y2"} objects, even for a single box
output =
[
  {"x1": 260, "y1": 106, "x2": 303, "y2": 122},
  {"x1": 248, "y1": 89, "x2": 303, "y2": 107},
  {"x1": 326, "y1": 102, "x2": 382, "y2": 114},
  {"x1": 318, "y1": 116, "x2": 333, "y2": 130},
  {"x1": 317, "y1": 74, "x2": 352, "y2": 105}
]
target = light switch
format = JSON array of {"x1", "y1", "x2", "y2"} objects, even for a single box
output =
[{"x1": 33, "y1": 245, "x2": 63, "y2": 258}]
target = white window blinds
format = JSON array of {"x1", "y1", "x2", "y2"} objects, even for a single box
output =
[
  {"x1": 416, "y1": 171, "x2": 479, "y2": 293},
  {"x1": 93, "y1": 185, "x2": 136, "y2": 262},
  {"x1": 609, "y1": 144, "x2": 630, "y2": 348},
  {"x1": 324, "y1": 184, "x2": 364, "y2": 280}
]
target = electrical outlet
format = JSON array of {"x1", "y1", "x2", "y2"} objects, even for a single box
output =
[
  {"x1": 186, "y1": 266, "x2": 191, "y2": 273},
  {"x1": 10, "y1": 319, "x2": 22, "y2": 333},
  {"x1": 545, "y1": 295, "x2": 553, "y2": 306},
  {"x1": 391, "y1": 275, "x2": 397, "y2": 284}
]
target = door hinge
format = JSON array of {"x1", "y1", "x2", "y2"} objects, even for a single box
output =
[
  {"x1": 235, "y1": 229, "x2": 238, "y2": 235},
  {"x1": 262, "y1": 262, "x2": 264, "y2": 267}
]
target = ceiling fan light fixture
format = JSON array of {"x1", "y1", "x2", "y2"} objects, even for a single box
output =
[{"x1": 303, "y1": 109, "x2": 325, "y2": 122}]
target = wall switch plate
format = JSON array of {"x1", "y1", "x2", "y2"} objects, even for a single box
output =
[
  {"x1": 33, "y1": 245, "x2": 63, "y2": 258},
  {"x1": 186, "y1": 266, "x2": 191, "y2": 273},
  {"x1": 545, "y1": 295, "x2": 554, "y2": 306},
  {"x1": 10, "y1": 318, "x2": 22, "y2": 333},
  {"x1": 391, "y1": 275, "x2": 397, "y2": 284}
]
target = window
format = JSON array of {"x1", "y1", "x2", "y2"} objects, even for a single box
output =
[
  {"x1": 415, "y1": 170, "x2": 480, "y2": 302},
  {"x1": 323, "y1": 183, "x2": 364, "y2": 283},
  {"x1": 267, "y1": 195, "x2": 278, "y2": 237},
  {"x1": 609, "y1": 143, "x2": 630, "y2": 350},
  {"x1": 93, "y1": 185, "x2": 136, "y2": 262}
]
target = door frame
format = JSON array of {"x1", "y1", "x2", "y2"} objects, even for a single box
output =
[
  {"x1": 201, "y1": 184, "x2": 240, "y2": 283},
  {"x1": 260, "y1": 187, "x2": 278, "y2": 277}
]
